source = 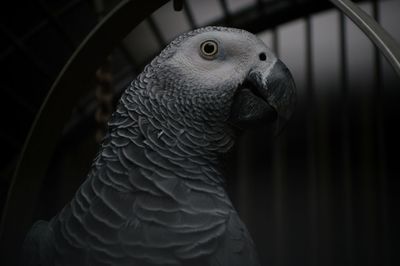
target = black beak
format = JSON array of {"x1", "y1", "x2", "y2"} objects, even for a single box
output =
[
  {"x1": 247, "y1": 59, "x2": 296, "y2": 134},
  {"x1": 230, "y1": 59, "x2": 296, "y2": 134}
]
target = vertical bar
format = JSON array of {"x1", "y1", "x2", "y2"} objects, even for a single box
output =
[
  {"x1": 271, "y1": 27, "x2": 286, "y2": 266},
  {"x1": 118, "y1": 44, "x2": 140, "y2": 73},
  {"x1": 147, "y1": 17, "x2": 167, "y2": 47},
  {"x1": 183, "y1": 1, "x2": 197, "y2": 28},
  {"x1": 272, "y1": 28, "x2": 278, "y2": 57},
  {"x1": 305, "y1": 15, "x2": 318, "y2": 266},
  {"x1": 356, "y1": 4, "x2": 376, "y2": 262},
  {"x1": 339, "y1": 11, "x2": 354, "y2": 266},
  {"x1": 218, "y1": 0, "x2": 231, "y2": 24},
  {"x1": 219, "y1": 0, "x2": 229, "y2": 15},
  {"x1": 353, "y1": 3, "x2": 382, "y2": 264},
  {"x1": 257, "y1": 0, "x2": 264, "y2": 10},
  {"x1": 372, "y1": 1, "x2": 390, "y2": 265}
]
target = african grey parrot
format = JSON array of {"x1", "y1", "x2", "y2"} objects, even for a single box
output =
[{"x1": 22, "y1": 26, "x2": 295, "y2": 266}]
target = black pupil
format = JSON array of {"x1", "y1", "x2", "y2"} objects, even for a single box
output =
[
  {"x1": 204, "y1": 43, "x2": 215, "y2": 54},
  {"x1": 259, "y1": 52, "x2": 266, "y2": 61}
]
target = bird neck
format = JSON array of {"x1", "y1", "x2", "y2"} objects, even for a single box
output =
[{"x1": 103, "y1": 87, "x2": 237, "y2": 188}]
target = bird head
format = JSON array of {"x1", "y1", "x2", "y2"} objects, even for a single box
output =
[{"x1": 145, "y1": 26, "x2": 296, "y2": 134}]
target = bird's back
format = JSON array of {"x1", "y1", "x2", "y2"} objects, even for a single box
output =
[{"x1": 21, "y1": 220, "x2": 55, "y2": 266}]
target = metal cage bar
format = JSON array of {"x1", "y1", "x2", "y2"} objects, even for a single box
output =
[
  {"x1": 305, "y1": 15, "x2": 319, "y2": 266},
  {"x1": 371, "y1": 1, "x2": 390, "y2": 263}
]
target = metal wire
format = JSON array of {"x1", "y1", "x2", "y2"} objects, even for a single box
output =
[
  {"x1": 330, "y1": 0, "x2": 400, "y2": 77},
  {"x1": 305, "y1": 15, "x2": 318, "y2": 266}
]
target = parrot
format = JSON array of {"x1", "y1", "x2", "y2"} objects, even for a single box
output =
[{"x1": 22, "y1": 26, "x2": 296, "y2": 266}]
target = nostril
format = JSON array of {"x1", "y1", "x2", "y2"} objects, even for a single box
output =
[{"x1": 259, "y1": 52, "x2": 266, "y2": 61}]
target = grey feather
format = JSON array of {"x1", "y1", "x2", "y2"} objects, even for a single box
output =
[
  {"x1": 23, "y1": 26, "x2": 296, "y2": 266},
  {"x1": 21, "y1": 221, "x2": 55, "y2": 266}
]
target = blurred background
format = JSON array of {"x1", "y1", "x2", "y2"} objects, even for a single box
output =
[{"x1": 0, "y1": 0, "x2": 399, "y2": 265}]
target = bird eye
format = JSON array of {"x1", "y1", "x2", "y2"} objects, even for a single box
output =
[
  {"x1": 259, "y1": 52, "x2": 267, "y2": 61},
  {"x1": 200, "y1": 40, "x2": 218, "y2": 59}
]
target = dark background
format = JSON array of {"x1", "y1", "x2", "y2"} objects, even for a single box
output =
[{"x1": 0, "y1": 0, "x2": 399, "y2": 265}]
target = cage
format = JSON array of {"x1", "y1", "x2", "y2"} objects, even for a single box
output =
[{"x1": 0, "y1": 0, "x2": 399, "y2": 265}]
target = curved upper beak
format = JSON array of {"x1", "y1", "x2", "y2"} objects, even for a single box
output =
[{"x1": 248, "y1": 59, "x2": 296, "y2": 134}]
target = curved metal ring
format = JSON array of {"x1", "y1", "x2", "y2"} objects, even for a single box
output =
[
  {"x1": 330, "y1": 0, "x2": 400, "y2": 77},
  {"x1": 0, "y1": 0, "x2": 168, "y2": 263}
]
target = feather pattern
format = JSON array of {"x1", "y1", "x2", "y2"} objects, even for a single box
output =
[{"x1": 23, "y1": 27, "x2": 264, "y2": 266}]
